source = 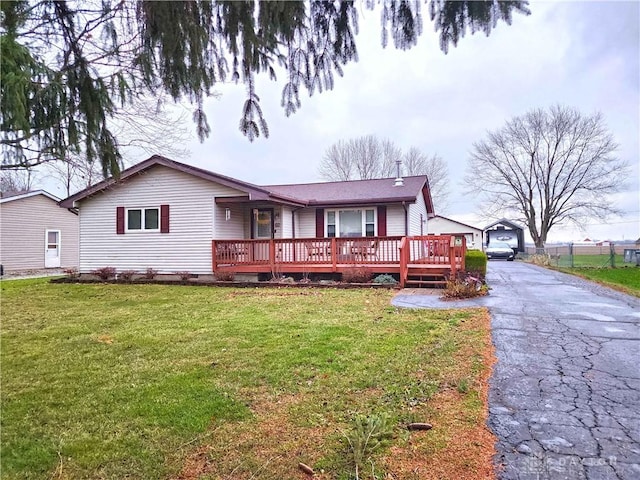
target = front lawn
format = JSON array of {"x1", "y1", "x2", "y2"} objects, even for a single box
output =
[
  {"x1": 558, "y1": 266, "x2": 640, "y2": 297},
  {"x1": 1, "y1": 279, "x2": 494, "y2": 479}
]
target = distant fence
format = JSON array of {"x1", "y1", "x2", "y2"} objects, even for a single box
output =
[{"x1": 524, "y1": 244, "x2": 638, "y2": 268}]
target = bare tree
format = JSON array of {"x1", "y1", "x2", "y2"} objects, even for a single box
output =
[
  {"x1": 319, "y1": 140, "x2": 355, "y2": 181},
  {"x1": 38, "y1": 95, "x2": 193, "y2": 196},
  {"x1": 44, "y1": 156, "x2": 104, "y2": 197},
  {"x1": 319, "y1": 135, "x2": 450, "y2": 210},
  {"x1": 465, "y1": 105, "x2": 627, "y2": 249},
  {"x1": 107, "y1": 95, "x2": 193, "y2": 164},
  {"x1": 403, "y1": 148, "x2": 450, "y2": 211},
  {"x1": 352, "y1": 135, "x2": 383, "y2": 179},
  {"x1": 0, "y1": 169, "x2": 36, "y2": 195},
  {"x1": 380, "y1": 139, "x2": 403, "y2": 177}
]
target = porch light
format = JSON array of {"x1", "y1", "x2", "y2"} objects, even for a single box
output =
[{"x1": 225, "y1": 208, "x2": 231, "y2": 221}]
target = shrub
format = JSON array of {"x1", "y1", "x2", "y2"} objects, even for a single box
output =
[
  {"x1": 176, "y1": 271, "x2": 192, "y2": 281},
  {"x1": 91, "y1": 266, "x2": 116, "y2": 281},
  {"x1": 214, "y1": 270, "x2": 235, "y2": 282},
  {"x1": 63, "y1": 267, "x2": 79, "y2": 278},
  {"x1": 144, "y1": 267, "x2": 158, "y2": 280},
  {"x1": 465, "y1": 250, "x2": 487, "y2": 277},
  {"x1": 342, "y1": 266, "x2": 373, "y2": 283},
  {"x1": 119, "y1": 270, "x2": 137, "y2": 282},
  {"x1": 441, "y1": 277, "x2": 488, "y2": 300},
  {"x1": 372, "y1": 274, "x2": 398, "y2": 285},
  {"x1": 529, "y1": 254, "x2": 551, "y2": 266}
]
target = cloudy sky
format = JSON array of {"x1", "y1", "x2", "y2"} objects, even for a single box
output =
[{"x1": 44, "y1": 1, "x2": 640, "y2": 242}]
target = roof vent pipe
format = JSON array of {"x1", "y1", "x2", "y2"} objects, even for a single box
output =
[{"x1": 394, "y1": 159, "x2": 404, "y2": 187}]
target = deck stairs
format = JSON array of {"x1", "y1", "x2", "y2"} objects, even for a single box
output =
[{"x1": 405, "y1": 267, "x2": 449, "y2": 288}]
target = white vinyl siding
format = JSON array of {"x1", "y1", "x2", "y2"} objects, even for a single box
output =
[
  {"x1": 279, "y1": 206, "x2": 293, "y2": 238},
  {"x1": 408, "y1": 194, "x2": 428, "y2": 236},
  {"x1": 0, "y1": 194, "x2": 79, "y2": 271},
  {"x1": 214, "y1": 203, "x2": 246, "y2": 239},
  {"x1": 386, "y1": 205, "x2": 406, "y2": 236},
  {"x1": 296, "y1": 209, "x2": 317, "y2": 238},
  {"x1": 78, "y1": 165, "x2": 245, "y2": 274}
]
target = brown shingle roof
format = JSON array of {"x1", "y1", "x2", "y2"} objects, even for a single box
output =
[
  {"x1": 264, "y1": 176, "x2": 429, "y2": 206},
  {"x1": 60, "y1": 155, "x2": 434, "y2": 213}
]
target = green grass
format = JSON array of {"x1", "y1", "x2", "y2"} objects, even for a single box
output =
[
  {"x1": 558, "y1": 266, "x2": 640, "y2": 297},
  {"x1": 552, "y1": 254, "x2": 625, "y2": 268},
  {"x1": 0, "y1": 279, "x2": 492, "y2": 479}
]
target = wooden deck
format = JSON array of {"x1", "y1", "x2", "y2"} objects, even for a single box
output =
[{"x1": 212, "y1": 235, "x2": 466, "y2": 287}]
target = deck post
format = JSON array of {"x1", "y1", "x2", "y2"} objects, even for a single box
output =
[
  {"x1": 269, "y1": 240, "x2": 276, "y2": 272},
  {"x1": 399, "y1": 237, "x2": 408, "y2": 288},
  {"x1": 449, "y1": 236, "x2": 457, "y2": 278},
  {"x1": 331, "y1": 237, "x2": 337, "y2": 272},
  {"x1": 460, "y1": 237, "x2": 466, "y2": 271}
]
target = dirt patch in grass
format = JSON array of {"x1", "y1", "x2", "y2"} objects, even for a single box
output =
[
  {"x1": 381, "y1": 310, "x2": 496, "y2": 479},
  {"x1": 175, "y1": 391, "x2": 335, "y2": 480}
]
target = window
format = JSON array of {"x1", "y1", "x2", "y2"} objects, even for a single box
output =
[
  {"x1": 126, "y1": 208, "x2": 159, "y2": 232},
  {"x1": 327, "y1": 211, "x2": 336, "y2": 237},
  {"x1": 365, "y1": 209, "x2": 375, "y2": 236},
  {"x1": 326, "y1": 209, "x2": 376, "y2": 237}
]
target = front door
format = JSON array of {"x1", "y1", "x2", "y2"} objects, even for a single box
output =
[
  {"x1": 252, "y1": 209, "x2": 273, "y2": 262},
  {"x1": 253, "y1": 209, "x2": 273, "y2": 239},
  {"x1": 45, "y1": 230, "x2": 61, "y2": 268}
]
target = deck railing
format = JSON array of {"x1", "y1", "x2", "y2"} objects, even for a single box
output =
[
  {"x1": 212, "y1": 235, "x2": 466, "y2": 278},
  {"x1": 397, "y1": 235, "x2": 466, "y2": 286}
]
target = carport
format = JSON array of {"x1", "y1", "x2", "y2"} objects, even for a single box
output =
[{"x1": 484, "y1": 219, "x2": 525, "y2": 254}]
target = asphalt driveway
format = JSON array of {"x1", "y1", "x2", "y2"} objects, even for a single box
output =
[{"x1": 392, "y1": 261, "x2": 640, "y2": 480}]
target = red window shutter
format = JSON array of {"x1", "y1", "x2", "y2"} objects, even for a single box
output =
[
  {"x1": 160, "y1": 204, "x2": 170, "y2": 233},
  {"x1": 116, "y1": 206, "x2": 125, "y2": 234},
  {"x1": 377, "y1": 206, "x2": 387, "y2": 236},
  {"x1": 315, "y1": 208, "x2": 324, "y2": 238}
]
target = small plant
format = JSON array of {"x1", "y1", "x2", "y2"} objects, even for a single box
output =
[
  {"x1": 119, "y1": 270, "x2": 137, "y2": 282},
  {"x1": 441, "y1": 275, "x2": 488, "y2": 300},
  {"x1": 372, "y1": 274, "x2": 397, "y2": 285},
  {"x1": 91, "y1": 267, "x2": 116, "y2": 281},
  {"x1": 143, "y1": 267, "x2": 158, "y2": 280},
  {"x1": 176, "y1": 271, "x2": 192, "y2": 281},
  {"x1": 456, "y1": 378, "x2": 470, "y2": 394},
  {"x1": 214, "y1": 270, "x2": 235, "y2": 281},
  {"x1": 342, "y1": 266, "x2": 373, "y2": 283},
  {"x1": 343, "y1": 413, "x2": 394, "y2": 480},
  {"x1": 63, "y1": 267, "x2": 79, "y2": 278}
]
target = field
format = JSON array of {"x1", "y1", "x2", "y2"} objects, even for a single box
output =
[
  {"x1": 550, "y1": 254, "x2": 625, "y2": 268},
  {"x1": 558, "y1": 267, "x2": 640, "y2": 297},
  {"x1": 1, "y1": 279, "x2": 495, "y2": 480}
]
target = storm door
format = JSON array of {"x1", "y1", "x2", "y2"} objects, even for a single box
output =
[
  {"x1": 45, "y1": 230, "x2": 61, "y2": 268},
  {"x1": 252, "y1": 209, "x2": 274, "y2": 262}
]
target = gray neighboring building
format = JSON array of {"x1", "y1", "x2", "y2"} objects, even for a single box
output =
[{"x1": 1, "y1": 190, "x2": 79, "y2": 273}]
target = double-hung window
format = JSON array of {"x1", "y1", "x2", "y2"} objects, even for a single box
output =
[
  {"x1": 326, "y1": 208, "x2": 376, "y2": 237},
  {"x1": 126, "y1": 207, "x2": 160, "y2": 232}
]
